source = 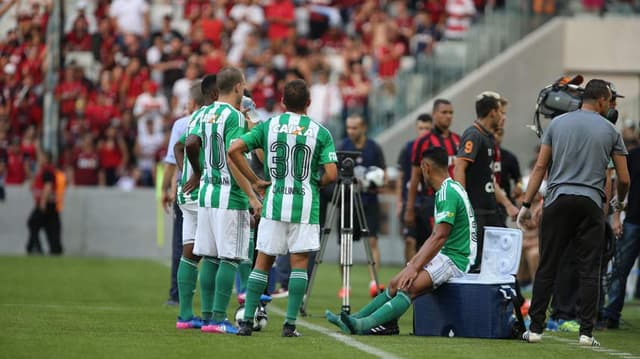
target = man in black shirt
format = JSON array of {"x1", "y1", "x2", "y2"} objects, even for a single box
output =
[
  {"x1": 454, "y1": 92, "x2": 516, "y2": 273},
  {"x1": 494, "y1": 127, "x2": 522, "y2": 222},
  {"x1": 602, "y1": 145, "x2": 640, "y2": 328}
]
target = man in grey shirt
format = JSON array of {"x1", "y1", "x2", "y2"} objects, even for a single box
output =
[{"x1": 517, "y1": 79, "x2": 630, "y2": 346}]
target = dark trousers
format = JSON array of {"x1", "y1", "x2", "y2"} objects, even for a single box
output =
[
  {"x1": 604, "y1": 221, "x2": 640, "y2": 321},
  {"x1": 469, "y1": 210, "x2": 505, "y2": 273},
  {"x1": 550, "y1": 246, "x2": 579, "y2": 320},
  {"x1": 169, "y1": 202, "x2": 183, "y2": 302},
  {"x1": 26, "y1": 204, "x2": 63, "y2": 255},
  {"x1": 529, "y1": 195, "x2": 604, "y2": 337}
]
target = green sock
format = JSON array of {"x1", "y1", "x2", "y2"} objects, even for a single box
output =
[
  {"x1": 199, "y1": 257, "x2": 219, "y2": 320},
  {"x1": 238, "y1": 235, "x2": 255, "y2": 293},
  {"x1": 352, "y1": 288, "x2": 393, "y2": 319},
  {"x1": 243, "y1": 269, "x2": 268, "y2": 323},
  {"x1": 177, "y1": 256, "x2": 198, "y2": 320},
  {"x1": 356, "y1": 291, "x2": 411, "y2": 333},
  {"x1": 212, "y1": 260, "x2": 239, "y2": 322},
  {"x1": 285, "y1": 269, "x2": 308, "y2": 325}
]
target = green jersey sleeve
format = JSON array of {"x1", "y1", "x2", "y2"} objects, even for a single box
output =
[
  {"x1": 318, "y1": 128, "x2": 338, "y2": 164},
  {"x1": 187, "y1": 118, "x2": 204, "y2": 140},
  {"x1": 435, "y1": 188, "x2": 458, "y2": 226},
  {"x1": 224, "y1": 112, "x2": 246, "y2": 148},
  {"x1": 241, "y1": 120, "x2": 266, "y2": 151}
]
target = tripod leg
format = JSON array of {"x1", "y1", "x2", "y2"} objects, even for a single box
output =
[
  {"x1": 300, "y1": 186, "x2": 340, "y2": 316},
  {"x1": 340, "y1": 183, "x2": 353, "y2": 314},
  {"x1": 354, "y1": 188, "x2": 382, "y2": 293}
]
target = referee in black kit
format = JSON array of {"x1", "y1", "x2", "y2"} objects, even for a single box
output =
[{"x1": 518, "y1": 79, "x2": 630, "y2": 346}]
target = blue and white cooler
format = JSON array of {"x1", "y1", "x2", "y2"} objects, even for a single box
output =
[{"x1": 413, "y1": 227, "x2": 523, "y2": 338}]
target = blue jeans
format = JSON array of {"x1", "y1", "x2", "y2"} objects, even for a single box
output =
[{"x1": 604, "y1": 221, "x2": 640, "y2": 321}]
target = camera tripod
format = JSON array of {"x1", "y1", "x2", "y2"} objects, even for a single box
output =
[{"x1": 300, "y1": 175, "x2": 382, "y2": 316}]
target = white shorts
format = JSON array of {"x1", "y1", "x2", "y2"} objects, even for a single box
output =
[
  {"x1": 424, "y1": 253, "x2": 463, "y2": 289},
  {"x1": 193, "y1": 207, "x2": 250, "y2": 260},
  {"x1": 256, "y1": 218, "x2": 320, "y2": 256},
  {"x1": 179, "y1": 202, "x2": 198, "y2": 245}
]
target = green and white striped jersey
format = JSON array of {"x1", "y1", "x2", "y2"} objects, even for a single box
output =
[
  {"x1": 241, "y1": 112, "x2": 337, "y2": 224},
  {"x1": 189, "y1": 101, "x2": 250, "y2": 210},
  {"x1": 176, "y1": 106, "x2": 207, "y2": 206}
]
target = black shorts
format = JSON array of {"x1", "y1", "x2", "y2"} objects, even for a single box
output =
[{"x1": 401, "y1": 199, "x2": 433, "y2": 249}]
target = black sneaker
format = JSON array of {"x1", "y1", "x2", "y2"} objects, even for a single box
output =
[
  {"x1": 237, "y1": 320, "x2": 253, "y2": 336},
  {"x1": 282, "y1": 323, "x2": 302, "y2": 337},
  {"x1": 366, "y1": 320, "x2": 399, "y2": 335}
]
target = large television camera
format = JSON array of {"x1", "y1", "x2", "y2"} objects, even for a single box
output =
[
  {"x1": 532, "y1": 75, "x2": 620, "y2": 138},
  {"x1": 532, "y1": 75, "x2": 584, "y2": 138}
]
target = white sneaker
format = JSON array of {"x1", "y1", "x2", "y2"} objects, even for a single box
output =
[
  {"x1": 579, "y1": 335, "x2": 600, "y2": 347},
  {"x1": 522, "y1": 331, "x2": 542, "y2": 343}
]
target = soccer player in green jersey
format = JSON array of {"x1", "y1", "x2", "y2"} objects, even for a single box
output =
[
  {"x1": 326, "y1": 146, "x2": 477, "y2": 335},
  {"x1": 228, "y1": 79, "x2": 339, "y2": 337},
  {"x1": 172, "y1": 74, "x2": 218, "y2": 329},
  {"x1": 183, "y1": 67, "x2": 262, "y2": 334}
]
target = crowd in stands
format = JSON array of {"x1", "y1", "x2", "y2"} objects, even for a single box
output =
[{"x1": 0, "y1": 0, "x2": 629, "y2": 190}]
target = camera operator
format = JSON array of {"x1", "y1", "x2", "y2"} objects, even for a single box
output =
[
  {"x1": 519, "y1": 79, "x2": 630, "y2": 346},
  {"x1": 339, "y1": 114, "x2": 386, "y2": 297}
]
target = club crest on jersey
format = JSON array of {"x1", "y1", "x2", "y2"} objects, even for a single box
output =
[
  {"x1": 272, "y1": 123, "x2": 314, "y2": 136},
  {"x1": 205, "y1": 112, "x2": 219, "y2": 123}
]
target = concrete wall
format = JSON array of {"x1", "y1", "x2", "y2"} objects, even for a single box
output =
[
  {"x1": 377, "y1": 18, "x2": 567, "y2": 169},
  {"x1": 0, "y1": 186, "x2": 405, "y2": 265},
  {"x1": 0, "y1": 187, "x2": 172, "y2": 259}
]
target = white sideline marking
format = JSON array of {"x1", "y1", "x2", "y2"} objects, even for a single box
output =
[
  {"x1": 156, "y1": 261, "x2": 399, "y2": 358},
  {"x1": 1, "y1": 303, "x2": 124, "y2": 311},
  {"x1": 268, "y1": 305, "x2": 402, "y2": 359},
  {"x1": 547, "y1": 334, "x2": 638, "y2": 358}
]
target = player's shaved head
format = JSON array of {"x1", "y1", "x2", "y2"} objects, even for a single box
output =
[
  {"x1": 283, "y1": 79, "x2": 310, "y2": 112},
  {"x1": 216, "y1": 67, "x2": 244, "y2": 95}
]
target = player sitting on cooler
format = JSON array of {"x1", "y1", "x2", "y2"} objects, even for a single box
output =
[{"x1": 326, "y1": 146, "x2": 477, "y2": 335}]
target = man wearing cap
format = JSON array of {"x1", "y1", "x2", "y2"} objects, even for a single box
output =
[{"x1": 518, "y1": 79, "x2": 630, "y2": 346}]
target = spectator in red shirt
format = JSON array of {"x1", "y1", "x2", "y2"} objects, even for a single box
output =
[
  {"x1": 200, "y1": 40, "x2": 227, "y2": 75},
  {"x1": 65, "y1": 16, "x2": 92, "y2": 52},
  {"x1": 121, "y1": 57, "x2": 150, "y2": 110},
  {"x1": 55, "y1": 66, "x2": 87, "y2": 120},
  {"x1": 5, "y1": 136, "x2": 29, "y2": 185},
  {"x1": 92, "y1": 18, "x2": 117, "y2": 70},
  {"x1": 197, "y1": 3, "x2": 224, "y2": 48},
  {"x1": 71, "y1": 133, "x2": 104, "y2": 186},
  {"x1": 85, "y1": 92, "x2": 120, "y2": 133},
  {"x1": 375, "y1": 25, "x2": 405, "y2": 79},
  {"x1": 98, "y1": 125, "x2": 129, "y2": 186},
  {"x1": 339, "y1": 61, "x2": 371, "y2": 124},
  {"x1": 20, "y1": 125, "x2": 39, "y2": 174},
  {"x1": 265, "y1": 0, "x2": 296, "y2": 46}
]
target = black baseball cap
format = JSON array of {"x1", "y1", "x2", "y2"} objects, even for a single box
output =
[{"x1": 609, "y1": 82, "x2": 625, "y2": 99}]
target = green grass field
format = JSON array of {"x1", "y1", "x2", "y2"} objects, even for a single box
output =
[{"x1": 1, "y1": 256, "x2": 639, "y2": 359}]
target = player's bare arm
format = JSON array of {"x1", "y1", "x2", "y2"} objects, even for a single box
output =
[
  {"x1": 174, "y1": 141, "x2": 185, "y2": 170},
  {"x1": 183, "y1": 134, "x2": 202, "y2": 194},
  {"x1": 227, "y1": 139, "x2": 270, "y2": 196},
  {"x1": 494, "y1": 181, "x2": 518, "y2": 220},
  {"x1": 453, "y1": 158, "x2": 470, "y2": 188},
  {"x1": 397, "y1": 222, "x2": 452, "y2": 295},
  {"x1": 227, "y1": 153, "x2": 262, "y2": 216},
  {"x1": 320, "y1": 163, "x2": 338, "y2": 187},
  {"x1": 161, "y1": 163, "x2": 176, "y2": 214}
]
